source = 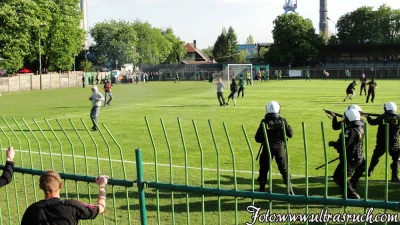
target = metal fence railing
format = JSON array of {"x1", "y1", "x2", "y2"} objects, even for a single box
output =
[
  {"x1": 1, "y1": 117, "x2": 400, "y2": 225},
  {"x1": 0, "y1": 118, "x2": 134, "y2": 224},
  {"x1": 135, "y1": 117, "x2": 400, "y2": 225}
]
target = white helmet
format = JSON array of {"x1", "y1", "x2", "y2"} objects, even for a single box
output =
[
  {"x1": 348, "y1": 104, "x2": 362, "y2": 112},
  {"x1": 266, "y1": 101, "x2": 280, "y2": 114},
  {"x1": 345, "y1": 109, "x2": 361, "y2": 122},
  {"x1": 384, "y1": 102, "x2": 397, "y2": 114}
]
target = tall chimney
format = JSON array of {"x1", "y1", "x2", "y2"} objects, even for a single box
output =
[
  {"x1": 319, "y1": 0, "x2": 329, "y2": 40},
  {"x1": 80, "y1": 0, "x2": 89, "y2": 49},
  {"x1": 193, "y1": 40, "x2": 197, "y2": 49}
]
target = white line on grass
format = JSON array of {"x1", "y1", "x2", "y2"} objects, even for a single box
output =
[{"x1": 0, "y1": 91, "x2": 208, "y2": 129}]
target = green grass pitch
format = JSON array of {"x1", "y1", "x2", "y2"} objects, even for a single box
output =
[{"x1": 0, "y1": 79, "x2": 399, "y2": 224}]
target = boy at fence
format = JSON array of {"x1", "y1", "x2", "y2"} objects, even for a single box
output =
[
  {"x1": 343, "y1": 80, "x2": 356, "y2": 102},
  {"x1": 21, "y1": 171, "x2": 108, "y2": 225},
  {"x1": 365, "y1": 102, "x2": 400, "y2": 182},
  {"x1": 0, "y1": 147, "x2": 14, "y2": 189},
  {"x1": 254, "y1": 101, "x2": 294, "y2": 195},
  {"x1": 329, "y1": 109, "x2": 365, "y2": 199},
  {"x1": 89, "y1": 86, "x2": 105, "y2": 131}
]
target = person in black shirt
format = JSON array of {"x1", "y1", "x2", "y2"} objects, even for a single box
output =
[
  {"x1": 329, "y1": 109, "x2": 365, "y2": 199},
  {"x1": 0, "y1": 147, "x2": 14, "y2": 188},
  {"x1": 360, "y1": 74, "x2": 367, "y2": 96},
  {"x1": 21, "y1": 171, "x2": 108, "y2": 225},
  {"x1": 366, "y1": 102, "x2": 400, "y2": 182},
  {"x1": 343, "y1": 80, "x2": 356, "y2": 102},
  {"x1": 81, "y1": 75, "x2": 86, "y2": 88},
  {"x1": 226, "y1": 78, "x2": 238, "y2": 106},
  {"x1": 255, "y1": 101, "x2": 294, "y2": 194},
  {"x1": 366, "y1": 78, "x2": 377, "y2": 103}
]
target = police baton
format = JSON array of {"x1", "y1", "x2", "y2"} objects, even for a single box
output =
[
  {"x1": 256, "y1": 145, "x2": 262, "y2": 161},
  {"x1": 315, "y1": 157, "x2": 340, "y2": 170}
]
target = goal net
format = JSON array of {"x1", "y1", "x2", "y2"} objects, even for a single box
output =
[{"x1": 213, "y1": 64, "x2": 253, "y2": 86}]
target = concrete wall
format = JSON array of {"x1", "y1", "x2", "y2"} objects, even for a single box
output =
[{"x1": 0, "y1": 71, "x2": 109, "y2": 93}]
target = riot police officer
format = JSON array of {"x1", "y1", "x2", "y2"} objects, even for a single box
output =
[
  {"x1": 329, "y1": 109, "x2": 365, "y2": 199},
  {"x1": 255, "y1": 101, "x2": 294, "y2": 194},
  {"x1": 366, "y1": 102, "x2": 400, "y2": 182},
  {"x1": 331, "y1": 105, "x2": 363, "y2": 130}
]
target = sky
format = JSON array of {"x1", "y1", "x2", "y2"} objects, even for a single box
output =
[{"x1": 86, "y1": 0, "x2": 400, "y2": 49}]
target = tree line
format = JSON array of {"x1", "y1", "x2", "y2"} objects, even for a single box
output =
[
  {"x1": 0, "y1": 0, "x2": 84, "y2": 74},
  {"x1": 90, "y1": 20, "x2": 186, "y2": 68}
]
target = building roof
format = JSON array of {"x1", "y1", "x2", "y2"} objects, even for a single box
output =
[{"x1": 184, "y1": 43, "x2": 209, "y2": 62}]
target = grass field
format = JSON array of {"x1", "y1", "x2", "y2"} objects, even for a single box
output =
[{"x1": 0, "y1": 79, "x2": 399, "y2": 225}]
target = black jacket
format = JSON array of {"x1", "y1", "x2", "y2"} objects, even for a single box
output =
[
  {"x1": 0, "y1": 161, "x2": 14, "y2": 188},
  {"x1": 332, "y1": 124, "x2": 364, "y2": 160},
  {"x1": 346, "y1": 82, "x2": 356, "y2": 92},
  {"x1": 367, "y1": 113, "x2": 400, "y2": 147},
  {"x1": 255, "y1": 114, "x2": 293, "y2": 148},
  {"x1": 230, "y1": 82, "x2": 238, "y2": 92}
]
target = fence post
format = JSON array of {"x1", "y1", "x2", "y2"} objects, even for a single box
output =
[{"x1": 135, "y1": 149, "x2": 147, "y2": 225}]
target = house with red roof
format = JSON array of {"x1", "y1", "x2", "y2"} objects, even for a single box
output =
[{"x1": 183, "y1": 40, "x2": 214, "y2": 64}]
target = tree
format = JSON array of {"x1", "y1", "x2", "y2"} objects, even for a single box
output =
[
  {"x1": 90, "y1": 20, "x2": 138, "y2": 67},
  {"x1": 162, "y1": 28, "x2": 186, "y2": 64},
  {"x1": 246, "y1": 35, "x2": 255, "y2": 44},
  {"x1": 200, "y1": 46, "x2": 214, "y2": 59},
  {"x1": 212, "y1": 26, "x2": 240, "y2": 63},
  {"x1": 0, "y1": 0, "x2": 85, "y2": 73},
  {"x1": 79, "y1": 60, "x2": 93, "y2": 72},
  {"x1": 267, "y1": 14, "x2": 323, "y2": 66},
  {"x1": 336, "y1": 5, "x2": 400, "y2": 45},
  {"x1": 236, "y1": 50, "x2": 249, "y2": 63},
  {"x1": 212, "y1": 29, "x2": 230, "y2": 63},
  {"x1": 40, "y1": 0, "x2": 85, "y2": 71},
  {"x1": 132, "y1": 20, "x2": 172, "y2": 65}
]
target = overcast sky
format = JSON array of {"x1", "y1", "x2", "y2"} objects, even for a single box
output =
[{"x1": 86, "y1": 0, "x2": 400, "y2": 49}]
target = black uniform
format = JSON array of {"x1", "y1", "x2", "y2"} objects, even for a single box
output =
[
  {"x1": 366, "y1": 80, "x2": 377, "y2": 103},
  {"x1": 346, "y1": 82, "x2": 356, "y2": 94},
  {"x1": 255, "y1": 113, "x2": 294, "y2": 193},
  {"x1": 0, "y1": 161, "x2": 14, "y2": 188},
  {"x1": 21, "y1": 198, "x2": 99, "y2": 225},
  {"x1": 360, "y1": 77, "x2": 367, "y2": 96},
  {"x1": 330, "y1": 121, "x2": 365, "y2": 199},
  {"x1": 227, "y1": 81, "x2": 238, "y2": 100},
  {"x1": 367, "y1": 113, "x2": 400, "y2": 181}
]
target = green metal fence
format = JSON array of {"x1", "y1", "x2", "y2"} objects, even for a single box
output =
[
  {"x1": 1, "y1": 117, "x2": 400, "y2": 225},
  {"x1": 137, "y1": 118, "x2": 400, "y2": 225},
  {"x1": 0, "y1": 117, "x2": 135, "y2": 225}
]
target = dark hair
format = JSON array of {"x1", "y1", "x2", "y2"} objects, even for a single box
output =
[{"x1": 231, "y1": 78, "x2": 235, "y2": 83}]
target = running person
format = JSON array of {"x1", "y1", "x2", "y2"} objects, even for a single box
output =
[
  {"x1": 323, "y1": 70, "x2": 329, "y2": 81},
  {"x1": 237, "y1": 77, "x2": 245, "y2": 98},
  {"x1": 305, "y1": 70, "x2": 311, "y2": 81},
  {"x1": 343, "y1": 81, "x2": 356, "y2": 102},
  {"x1": 226, "y1": 78, "x2": 238, "y2": 106},
  {"x1": 366, "y1": 78, "x2": 377, "y2": 103},
  {"x1": 214, "y1": 78, "x2": 226, "y2": 106},
  {"x1": 104, "y1": 80, "x2": 113, "y2": 106},
  {"x1": 345, "y1": 70, "x2": 351, "y2": 81},
  {"x1": 360, "y1": 74, "x2": 367, "y2": 96},
  {"x1": 88, "y1": 86, "x2": 105, "y2": 131},
  {"x1": 174, "y1": 72, "x2": 180, "y2": 83}
]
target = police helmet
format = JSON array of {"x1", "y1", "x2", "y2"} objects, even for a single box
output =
[
  {"x1": 384, "y1": 102, "x2": 397, "y2": 114},
  {"x1": 266, "y1": 101, "x2": 280, "y2": 114}
]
